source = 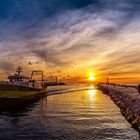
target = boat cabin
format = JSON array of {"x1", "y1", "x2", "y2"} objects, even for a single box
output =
[
  {"x1": 8, "y1": 75, "x2": 30, "y2": 82},
  {"x1": 8, "y1": 66, "x2": 30, "y2": 82}
]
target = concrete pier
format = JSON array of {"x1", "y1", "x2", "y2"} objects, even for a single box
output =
[{"x1": 97, "y1": 83, "x2": 140, "y2": 132}]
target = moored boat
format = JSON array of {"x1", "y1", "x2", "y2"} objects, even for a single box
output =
[{"x1": 0, "y1": 66, "x2": 47, "y2": 98}]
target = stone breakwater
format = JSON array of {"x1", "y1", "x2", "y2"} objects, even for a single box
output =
[{"x1": 97, "y1": 84, "x2": 140, "y2": 132}]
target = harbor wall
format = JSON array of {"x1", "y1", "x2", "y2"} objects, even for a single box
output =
[{"x1": 97, "y1": 84, "x2": 140, "y2": 132}]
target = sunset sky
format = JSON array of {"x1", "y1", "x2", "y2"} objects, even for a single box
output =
[{"x1": 0, "y1": 0, "x2": 140, "y2": 83}]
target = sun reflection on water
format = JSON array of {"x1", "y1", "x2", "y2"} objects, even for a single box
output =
[{"x1": 88, "y1": 85, "x2": 97, "y2": 103}]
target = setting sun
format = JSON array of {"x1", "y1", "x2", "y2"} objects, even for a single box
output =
[{"x1": 89, "y1": 73, "x2": 95, "y2": 81}]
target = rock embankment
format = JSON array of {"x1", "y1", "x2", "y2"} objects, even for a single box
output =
[{"x1": 97, "y1": 83, "x2": 140, "y2": 132}]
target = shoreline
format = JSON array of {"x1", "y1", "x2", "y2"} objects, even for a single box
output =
[{"x1": 97, "y1": 83, "x2": 140, "y2": 133}]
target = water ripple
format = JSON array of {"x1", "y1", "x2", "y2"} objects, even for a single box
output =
[{"x1": 0, "y1": 84, "x2": 139, "y2": 140}]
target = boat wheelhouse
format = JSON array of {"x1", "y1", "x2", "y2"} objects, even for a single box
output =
[{"x1": 7, "y1": 66, "x2": 30, "y2": 86}]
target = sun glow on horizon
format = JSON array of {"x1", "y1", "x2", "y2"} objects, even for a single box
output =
[{"x1": 89, "y1": 73, "x2": 95, "y2": 81}]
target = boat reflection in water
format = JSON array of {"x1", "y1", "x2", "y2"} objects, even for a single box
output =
[{"x1": 0, "y1": 93, "x2": 47, "y2": 115}]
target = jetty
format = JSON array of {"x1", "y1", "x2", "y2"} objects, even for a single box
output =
[{"x1": 97, "y1": 83, "x2": 140, "y2": 132}]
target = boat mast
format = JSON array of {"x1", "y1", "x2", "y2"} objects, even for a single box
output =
[{"x1": 16, "y1": 66, "x2": 23, "y2": 76}]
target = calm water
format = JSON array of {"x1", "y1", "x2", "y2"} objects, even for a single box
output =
[{"x1": 0, "y1": 84, "x2": 139, "y2": 140}]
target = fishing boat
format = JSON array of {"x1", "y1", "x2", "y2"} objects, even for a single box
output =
[{"x1": 0, "y1": 66, "x2": 47, "y2": 98}]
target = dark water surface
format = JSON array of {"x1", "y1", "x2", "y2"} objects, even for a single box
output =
[{"x1": 0, "y1": 84, "x2": 139, "y2": 140}]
